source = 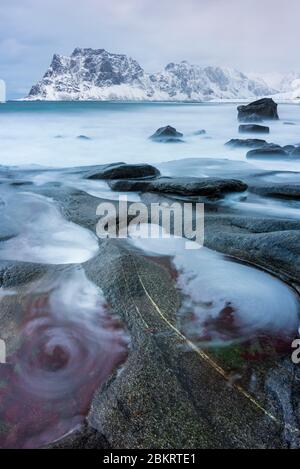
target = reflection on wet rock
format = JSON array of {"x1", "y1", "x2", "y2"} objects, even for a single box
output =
[{"x1": 0, "y1": 268, "x2": 129, "y2": 449}]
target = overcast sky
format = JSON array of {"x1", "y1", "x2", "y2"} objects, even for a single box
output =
[{"x1": 0, "y1": 0, "x2": 299, "y2": 98}]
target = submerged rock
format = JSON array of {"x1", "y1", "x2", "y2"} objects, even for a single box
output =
[
  {"x1": 77, "y1": 135, "x2": 91, "y2": 140},
  {"x1": 86, "y1": 163, "x2": 160, "y2": 180},
  {"x1": 246, "y1": 143, "x2": 300, "y2": 160},
  {"x1": 226, "y1": 138, "x2": 267, "y2": 149},
  {"x1": 194, "y1": 129, "x2": 206, "y2": 136},
  {"x1": 239, "y1": 124, "x2": 270, "y2": 134},
  {"x1": 246, "y1": 147, "x2": 288, "y2": 160},
  {"x1": 238, "y1": 98, "x2": 279, "y2": 122},
  {"x1": 108, "y1": 176, "x2": 248, "y2": 197},
  {"x1": 150, "y1": 125, "x2": 184, "y2": 143}
]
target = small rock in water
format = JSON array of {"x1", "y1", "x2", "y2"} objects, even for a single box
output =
[
  {"x1": 150, "y1": 125, "x2": 184, "y2": 143},
  {"x1": 86, "y1": 163, "x2": 160, "y2": 180},
  {"x1": 246, "y1": 147, "x2": 288, "y2": 160},
  {"x1": 77, "y1": 135, "x2": 91, "y2": 140},
  {"x1": 246, "y1": 141, "x2": 300, "y2": 160},
  {"x1": 237, "y1": 98, "x2": 279, "y2": 122},
  {"x1": 194, "y1": 129, "x2": 206, "y2": 136},
  {"x1": 225, "y1": 138, "x2": 267, "y2": 149},
  {"x1": 239, "y1": 124, "x2": 270, "y2": 134}
]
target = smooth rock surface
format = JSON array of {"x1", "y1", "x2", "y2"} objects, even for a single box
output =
[
  {"x1": 108, "y1": 177, "x2": 248, "y2": 197},
  {"x1": 86, "y1": 163, "x2": 160, "y2": 180}
]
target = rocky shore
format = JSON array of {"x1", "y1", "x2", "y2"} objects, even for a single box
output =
[{"x1": 0, "y1": 99, "x2": 300, "y2": 449}]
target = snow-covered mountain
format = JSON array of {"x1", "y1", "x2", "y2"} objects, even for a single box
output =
[
  {"x1": 26, "y1": 48, "x2": 276, "y2": 102},
  {"x1": 270, "y1": 72, "x2": 300, "y2": 101}
]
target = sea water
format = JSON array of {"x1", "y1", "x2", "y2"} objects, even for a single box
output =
[{"x1": 0, "y1": 101, "x2": 300, "y2": 172}]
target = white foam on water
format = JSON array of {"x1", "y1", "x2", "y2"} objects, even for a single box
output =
[
  {"x1": 0, "y1": 267, "x2": 129, "y2": 449},
  {"x1": 16, "y1": 267, "x2": 128, "y2": 400},
  {"x1": 0, "y1": 102, "x2": 300, "y2": 173},
  {"x1": 222, "y1": 192, "x2": 300, "y2": 220},
  {"x1": 0, "y1": 192, "x2": 99, "y2": 264},
  {"x1": 128, "y1": 224, "x2": 300, "y2": 344},
  {"x1": 30, "y1": 171, "x2": 141, "y2": 202}
]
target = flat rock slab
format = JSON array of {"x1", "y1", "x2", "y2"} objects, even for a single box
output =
[
  {"x1": 226, "y1": 138, "x2": 267, "y2": 149},
  {"x1": 86, "y1": 163, "x2": 160, "y2": 180},
  {"x1": 82, "y1": 243, "x2": 287, "y2": 449},
  {"x1": 239, "y1": 124, "x2": 270, "y2": 134},
  {"x1": 108, "y1": 177, "x2": 248, "y2": 197},
  {"x1": 249, "y1": 182, "x2": 300, "y2": 200}
]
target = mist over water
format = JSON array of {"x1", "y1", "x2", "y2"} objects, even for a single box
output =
[{"x1": 0, "y1": 101, "x2": 300, "y2": 172}]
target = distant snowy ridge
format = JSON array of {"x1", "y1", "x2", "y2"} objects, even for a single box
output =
[
  {"x1": 271, "y1": 72, "x2": 300, "y2": 102},
  {"x1": 25, "y1": 48, "x2": 276, "y2": 102}
]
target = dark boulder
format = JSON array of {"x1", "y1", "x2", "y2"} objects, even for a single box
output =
[
  {"x1": 246, "y1": 146, "x2": 288, "y2": 160},
  {"x1": 150, "y1": 125, "x2": 184, "y2": 143},
  {"x1": 240, "y1": 114, "x2": 263, "y2": 123},
  {"x1": 77, "y1": 135, "x2": 91, "y2": 140},
  {"x1": 86, "y1": 163, "x2": 160, "y2": 180},
  {"x1": 225, "y1": 138, "x2": 267, "y2": 149},
  {"x1": 238, "y1": 98, "x2": 279, "y2": 122},
  {"x1": 108, "y1": 177, "x2": 248, "y2": 197},
  {"x1": 239, "y1": 124, "x2": 270, "y2": 134}
]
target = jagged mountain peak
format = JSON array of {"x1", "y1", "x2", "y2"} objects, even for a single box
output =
[{"x1": 26, "y1": 48, "x2": 276, "y2": 101}]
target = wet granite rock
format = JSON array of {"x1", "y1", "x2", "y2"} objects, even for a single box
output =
[
  {"x1": 150, "y1": 125, "x2": 184, "y2": 143},
  {"x1": 239, "y1": 124, "x2": 270, "y2": 134},
  {"x1": 2, "y1": 164, "x2": 300, "y2": 450},
  {"x1": 45, "y1": 423, "x2": 110, "y2": 449},
  {"x1": 238, "y1": 98, "x2": 279, "y2": 122},
  {"x1": 82, "y1": 243, "x2": 287, "y2": 449},
  {"x1": 244, "y1": 142, "x2": 300, "y2": 160},
  {"x1": 108, "y1": 177, "x2": 248, "y2": 197},
  {"x1": 248, "y1": 182, "x2": 300, "y2": 200},
  {"x1": 246, "y1": 146, "x2": 288, "y2": 160},
  {"x1": 225, "y1": 138, "x2": 267, "y2": 149},
  {"x1": 86, "y1": 163, "x2": 160, "y2": 180}
]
